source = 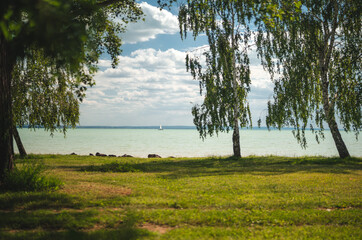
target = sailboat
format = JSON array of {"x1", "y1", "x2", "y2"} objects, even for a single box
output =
[{"x1": 159, "y1": 125, "x2": 163, "y2": 130}]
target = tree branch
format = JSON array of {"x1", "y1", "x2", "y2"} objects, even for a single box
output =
[{"x1": 325, "y1": 1, "x2": 339, "y2": 67}]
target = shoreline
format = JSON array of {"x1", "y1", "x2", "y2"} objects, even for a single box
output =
[
  {"x1": 14, "y1": 153, "x2": 362, "y2": 160},
  {"x1": 17, "y1": 125, "x2": 341, "y2": 131},
  {"x1": 14, "y1": 128, "x2": 362, "y2": 158}
]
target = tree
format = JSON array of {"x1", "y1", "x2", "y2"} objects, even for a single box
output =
[
  {"x1": 179, "y1": 0, "x2": 254, "y2": 157},
  {"x1": 13, "y1": 127, "x2": 26, "y2": 157},
  {"x1": 0, "y1": 0, "x2": 142, "y2": 179},
  {"x1": 255, "y1": 0, "x2": 361, "y2": 158},
  {"x1": 11, "y1": 48, "x2": 93, "y2": 157}
]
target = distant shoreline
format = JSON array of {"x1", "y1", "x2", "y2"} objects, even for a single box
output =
[
  {"x1": 75, "y1": 126, "x2": 198, "y2": 130},
  {"x1": 18, "y1": 125, "x2": 324, "y2": 131}
]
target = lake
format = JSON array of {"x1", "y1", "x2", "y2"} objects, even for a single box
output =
[{"x1": 15, "y1": 127, "x2": 362, "y2": 158}]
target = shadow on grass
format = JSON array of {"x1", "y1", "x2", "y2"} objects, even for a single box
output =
[
  {"x1": 0, "y1": 191, "x2": 152, "y2": 239},
  {"x1": 0, "y1": 228, "x2": 153, "y2": 240},
  {"x1": 0, "y1": 209, "x2": 153, "y2": 240},
  {"x1": 79, "y1": 156, "x2": 362, "y2": 179},
  {"x1": 0, "y1": 209, "x2": 98, "y2": 230},
  {"x1": 0, "y1": 192, "x2": 84, "y2": 211}
]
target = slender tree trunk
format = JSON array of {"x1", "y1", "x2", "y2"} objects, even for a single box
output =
[
  {"x1": 0, "y1": 35, "x2": 15, "y2": 180},
  {"x1": 13, "y1": 126, "x2": 27, "y2": 157},
  {"x1": 232, "y1": 63, "x2": 241, "y2": 158},
  {"x1": 320, "y1": 58, "x2": 350, "y2": 159},
  {"x1": 232, "y1": 124, "x2": 241, "y2": 158},
  {"x1": 230, "y1": 9, "x2": 241, "y2": 158},
  {"x1": 327, "y1": 117, "x2": 350, "y2": 158},
  {"x1": 318, "y1": 8, "x2": 350, "y2": 159}
]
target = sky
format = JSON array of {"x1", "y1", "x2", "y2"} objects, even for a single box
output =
[{"x1": 79, "y1": 1, "x2": 274, "y2": 126}]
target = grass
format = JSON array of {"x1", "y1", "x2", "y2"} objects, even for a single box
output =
[
  {"x1": 0, "y1": 160, "x2": 63, "y2": 192},
  {"x1": 0, "y1": 154, "x2": 361, "y2": 239}
]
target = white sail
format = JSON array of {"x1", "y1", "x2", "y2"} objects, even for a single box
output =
[{"x1": 159, "y1": 125, "x2": 163, "y2": 130}]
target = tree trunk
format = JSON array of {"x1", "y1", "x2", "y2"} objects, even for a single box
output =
[
  {"x1": 318, "y1": 11, "x2": 350, "y2": 159},
  {"x1": 13, "y1": 126, "x2": 27, "y2": 157},
  {"x1": 230, "y1": 9, "x2": 241, "y2": 158},
  {"x1": 232, "y1": 124, "x2": 241, "y2": 158},
  {"x1": 0, "y1": 34, "x2": 15, "y2": 180},
  {"x1": 320, "y1": 58, "x2": 350, "y2": 159},
  {"x1": 327, "y1": 118, "x2": 350, "y2": 158}
]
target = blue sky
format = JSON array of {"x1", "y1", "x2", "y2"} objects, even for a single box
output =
[{"x1": 79, "y1": 1, "x2": 273, "y2": 126}]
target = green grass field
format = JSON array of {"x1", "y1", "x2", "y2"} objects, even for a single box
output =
[{"x1": 0, "y1": 155, "x2": 361, "y2": 239}]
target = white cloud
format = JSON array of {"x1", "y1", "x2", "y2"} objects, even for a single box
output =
[
  {"x1": 80, "y1": 46, "x2": 274, "y2": 126},
  {"x1": 80, "y1": 48, "x2": 202, "y2": 126},
  {"x1": 78, "y1": 2, "x2": 276, "y2": 126},
  {"x1": 120, "y1": 2, "x2": 179, "y2": 44},
  {"x1": 250, "y1": 65, "x2": 273, "y2": 89}
]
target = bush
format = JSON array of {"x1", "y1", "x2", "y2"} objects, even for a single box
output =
[{"x1": 0, "y1": 161, "x2": 63, "y2": 192}]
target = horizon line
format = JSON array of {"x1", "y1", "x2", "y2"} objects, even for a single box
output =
[{"x1": 18, "y1": 125, "x2": 335, "y2": 131}]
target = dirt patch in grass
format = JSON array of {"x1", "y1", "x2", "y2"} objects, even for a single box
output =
[
  {"x1": 60, "y1": 182, "x2": 132, "y2": 198},
  {"x1": 139, "y1": 223, "x2": 174, "y2": 234},
  {"x1": 318, "y1": 207, "x2": 354, "y2": 211}
]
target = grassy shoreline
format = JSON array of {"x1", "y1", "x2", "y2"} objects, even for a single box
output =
[{"x1": 0, "y1": 155, "x2": 361, "y2": 239}]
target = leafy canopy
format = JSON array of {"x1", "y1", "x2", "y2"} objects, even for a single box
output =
[
  {"x1": 6, "y1": 0, "x2": 144, "y2": 133},
  {"x1": 255, "y1": 0, "x2": 361, "y2": 146},
  {"x1": 12, "y1": 48, "x2": 89, "y2": 133},
  {"x1": 1, "y1": 0, "x2": 143, "y2": 67},
  {"x1": 179, "y1": 0, "x2": 255, "y2": 139}
]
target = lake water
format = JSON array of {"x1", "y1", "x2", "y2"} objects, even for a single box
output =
[{"x1": 15, "y1": 128, "x2": 362, "y2": 158}]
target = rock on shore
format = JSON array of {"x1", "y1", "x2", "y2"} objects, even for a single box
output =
[{"x1": 96, "y1": 152, "x2": 107, "y2": 157}]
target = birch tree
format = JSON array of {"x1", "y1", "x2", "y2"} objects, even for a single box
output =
[
  {"x1": 179, "y1": 0, "x2": 254, "y2": 157},
  {"x1": 255, "y1": 0, "x2": 361, "y2": 158},
  {"x1": 11, "y1": 48, "x2": 94, "y2": 157},
  {"x1": 0, "y1": 0, "x2": 142, "y2": 179}
]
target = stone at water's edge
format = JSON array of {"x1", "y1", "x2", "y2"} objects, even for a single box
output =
[
  {"x1": 96, "y1": 152, "x2": 107, "y2": 157},
  {"x1": 148, "y1": 154, "x2": 161, "y2": 158}
]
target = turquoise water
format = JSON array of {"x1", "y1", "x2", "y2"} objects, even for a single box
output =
[{"x1": 15, "y1": 128, "x2": 361, "y2": 158}]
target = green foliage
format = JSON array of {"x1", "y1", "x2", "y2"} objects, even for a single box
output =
[
  {"x1": 0, "y1": 0, "x2": 144, "y2": 178},
  {"x1": 255, "y1": 0, "x2": 361, "y2": 152},
  {"x1": 11, "y1": 49, "x2": 87, "y2": 134},
  {"x1": 0, "y1": 161, "x2": 63, "y2": 192},
  {"x1": 179, "y1": 1, "x2": 255, "y2": 156},
  {"x1": 8, "y1": 1, "x2": 144, "y2": 134},
  {"x1": 1, "y1": 0, "x2": 143, "y2": 67},
  {"x1": 180, "y1": 1, "x2": 254, "y2": 136}
]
